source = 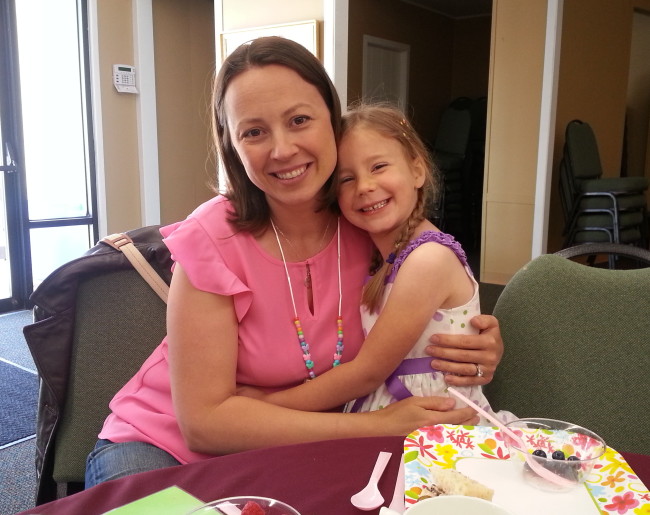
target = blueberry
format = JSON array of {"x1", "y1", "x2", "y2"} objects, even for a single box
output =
[
  {"x1": 567, "y1": 456, "x2": 579, "y2": 461},
  {"x1": 532, "y1": 449, "x2": 547, "y2": 458},
  {"x1": 552, "y1": 450, "x2": 566, "y2": 460}
]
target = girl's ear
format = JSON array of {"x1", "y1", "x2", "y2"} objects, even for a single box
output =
[{"x1": 412, "y1": 157, "x2": 427, "y2": 188}]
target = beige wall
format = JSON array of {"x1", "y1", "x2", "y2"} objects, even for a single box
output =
[
  {"x1": 451, "y1": 16, "x2": 492, "y2": 100},
  {"x1": 96, "y1": 0, "x2": 141, "y2": 233},
  {"x1": 153, "y1": 0, "x2": 215, "y2": 225},
  {"x1": 220, "y1": 0, "x2": 324, "y2": 62},
  {"x1": 481, "y1": 0, "x2": 547, "y2": 284},
  {"x1": 627, "y1": 10, "x2": 650, "y2": 183},
  {"x1": 96, "y1": 0, "x2": 215, "y2": 233},
  {"x1": 221, "y1": 0, "x2": 322, "y2": 31}
]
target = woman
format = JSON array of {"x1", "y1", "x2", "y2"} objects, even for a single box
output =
[{"x1": 85, "y1": 36, "x2": 503, "y2": 487}]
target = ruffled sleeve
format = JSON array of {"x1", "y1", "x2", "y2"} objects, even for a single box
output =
[{"x1": 160, "y1": 208, "x2": 253, "y2": 322}]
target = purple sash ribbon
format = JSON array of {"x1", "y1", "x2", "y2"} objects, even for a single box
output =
[{"x1": 349, "y1": 357, "x2": 437, "y2": 412}]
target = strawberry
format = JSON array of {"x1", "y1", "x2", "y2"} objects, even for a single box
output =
[{"x1": 241, "y1": 500, "x2": 265, "y2": 515}]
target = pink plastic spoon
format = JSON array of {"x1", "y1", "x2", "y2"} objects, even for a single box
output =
[
  {"x1": 446, "y1": 387, "x2": 574, "y2": 488},
  {"x1": 351, "y1": 451, "x2": 392, "y2": 511}
]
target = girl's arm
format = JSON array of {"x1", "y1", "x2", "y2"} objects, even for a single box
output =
[
  {"x1": 167, "y1": 262, "x2": 479, "y2": 455},
  {"x1": 253, "y1": 243, "x2": 475, "y2": 412}
]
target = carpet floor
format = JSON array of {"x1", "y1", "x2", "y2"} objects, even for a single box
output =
[
  {"x1": 0, "y1": 360, "x2": 38, "y2": 447},
  {"x1": 0, "y1": 437, "x2": 36, "y2": 514},
  {"x1": 0, "y1": 310, "x2": 38, "y2": 514},
  {"x1": 0, "y1": 310, "x2": 34, "y2": 370}
]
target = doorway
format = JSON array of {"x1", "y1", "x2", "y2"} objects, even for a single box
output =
[
  {"x1": 362, "y1": 35, "x2": 410, "y2": 110},
  {"x1": 0, "y1": 0, "x2": 97, "y2": 313}
]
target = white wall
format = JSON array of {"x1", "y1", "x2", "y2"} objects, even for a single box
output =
[{"x1": 221, "y1": 0, "x2": 323, "y2": 31}]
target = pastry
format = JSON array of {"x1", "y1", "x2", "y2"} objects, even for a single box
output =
[{"x1": 418, "y1": 468, "x2": 494, "y2": 502}]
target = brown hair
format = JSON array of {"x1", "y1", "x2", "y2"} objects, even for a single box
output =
[
  {"x1": 211, "y1": 36, "x2": 342, "y2": 234},
  {"x1": 339, "y1": 103, "x2": 439, "y2": 312}
]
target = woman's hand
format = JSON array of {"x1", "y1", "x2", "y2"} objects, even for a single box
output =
[
  {"x1": 425, "y1": 314, "x2": 503, "y2": 386},
  {"x1": 374, "y1": 395, "x2": 479, "y2": 434}
]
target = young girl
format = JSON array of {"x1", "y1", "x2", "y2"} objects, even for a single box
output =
[{"x1": 238, "y1": 103, "x2": 510, "y2": 423}]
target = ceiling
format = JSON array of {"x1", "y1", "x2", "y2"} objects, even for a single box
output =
[{"x1": 400, "y1": 0, "x2": 493, "y2": 19}]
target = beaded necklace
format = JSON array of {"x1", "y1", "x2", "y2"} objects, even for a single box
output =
[{"x1": 270, "y1": 218, "x2": 344, "y2": 380}]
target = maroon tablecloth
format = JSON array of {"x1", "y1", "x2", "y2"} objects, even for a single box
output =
[{"x1": 17, "y1": 436, "x2": 650, "y2": 515}]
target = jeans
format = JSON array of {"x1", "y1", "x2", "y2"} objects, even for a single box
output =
[{"x1": 84, "y1": 439, "x2": 181, "y2": 488}]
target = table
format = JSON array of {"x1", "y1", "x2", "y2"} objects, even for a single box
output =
[{"x1": 17, "y1": 436, "x2": 650, "y2": 515}]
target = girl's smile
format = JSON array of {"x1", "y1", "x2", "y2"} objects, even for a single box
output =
[{"x1": 359, "y1": 199, "x2": 390, "y2": 213}]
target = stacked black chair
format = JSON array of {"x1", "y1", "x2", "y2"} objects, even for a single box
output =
[
  {"x1": 559, "y1": 120, "x2": 648, "y2": 249},
  {"x1": 430, "y1": 97, "x2": 473, "y2": 243},
  {"x1": 466, "y1": 97, "x2": 488, "y2": 249}
]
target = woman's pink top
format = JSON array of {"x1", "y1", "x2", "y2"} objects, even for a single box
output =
[{"x1": 98, "y1": 196, "x2": 372, "y2": 463}]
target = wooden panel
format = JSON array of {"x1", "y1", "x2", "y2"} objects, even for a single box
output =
[
  {"x1": 481, "y1": 0, "x2": 546, "y2": 281},
  {"x1": 481, "y1": 201, "x2": 534, "y2": 285}
]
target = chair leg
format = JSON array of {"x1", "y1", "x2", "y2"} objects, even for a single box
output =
[{"x1": 56, "y1": 481, "x2": 84, "y2": 500}]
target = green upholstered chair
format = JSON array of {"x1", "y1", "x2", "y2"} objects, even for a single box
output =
[
  {"x1": 23, "y1": 226, "x2": 171, "y2": 505},
  {"x1": 555, "y1": 242, "x2": 650, "y2": 268},
  {"x1": 484, "y1": 251, "x2": 650, "y2": 455}
]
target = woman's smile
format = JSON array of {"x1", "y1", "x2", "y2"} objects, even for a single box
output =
[{"x1": 272, "y1": 164, "x2": 309, "y2": 181}]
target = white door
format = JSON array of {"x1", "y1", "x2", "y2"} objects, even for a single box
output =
[{"x1": 362, "y1": 35, "x2": 410, "y2": 110}]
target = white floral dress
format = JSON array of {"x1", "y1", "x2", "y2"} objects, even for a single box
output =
[{"x1": 344, "y1": 231, "x2": 516, "y2": 425}]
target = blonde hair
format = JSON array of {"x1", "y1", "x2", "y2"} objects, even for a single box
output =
[{"x1": 339, "y1": 103, "x2": 439, "y2": 313}]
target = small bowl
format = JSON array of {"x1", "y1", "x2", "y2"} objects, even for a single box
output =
[
  {"x1": 186, "y1": 496, "x2": 301, "y2": 515},
  {"x1": 505, "y1": 418, "x2": 606, "y2": 492}
]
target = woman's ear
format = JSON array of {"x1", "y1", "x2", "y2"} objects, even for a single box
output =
[{"x1": 412, "y1": 157, "x2": 427, "y2": 188}]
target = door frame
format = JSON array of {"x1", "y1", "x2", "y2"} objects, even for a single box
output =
[
  {"x1": 0, "y1": 0, "x2": 98, "y2": 313},
  {"x1": 0, "y1": 0, "x2": 30, "y2": 311}
]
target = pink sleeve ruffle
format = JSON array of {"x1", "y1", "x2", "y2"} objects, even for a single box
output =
[{"x1": 160, "y1": 218, "x2": 252, "y2": 322}]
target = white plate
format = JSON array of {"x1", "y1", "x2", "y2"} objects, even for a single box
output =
[{"x1": 456, "y1": 458, "x2": 596, "y2": 515}]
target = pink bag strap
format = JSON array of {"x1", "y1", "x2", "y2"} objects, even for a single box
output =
[{"x1": 102, "y1": 233, "x2": 169, "y2": 304}]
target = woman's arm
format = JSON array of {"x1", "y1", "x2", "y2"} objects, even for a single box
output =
[
  {"x1": 248, "y1": 244, "x2": 473, "y2": 412},
  {"x1": 167, "y1": 262, "x2": 478, "y2": 455},
  {"x1": 425, "y1": 314, "x2": 504, "y2": 386}
]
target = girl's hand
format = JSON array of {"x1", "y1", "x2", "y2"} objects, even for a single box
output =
[
  {"x1": 375, "y1": 395, "x2": 479, "y2": 434},
  {"x1": 425, "y1": 314, "x2": 503, "y2": 386}
]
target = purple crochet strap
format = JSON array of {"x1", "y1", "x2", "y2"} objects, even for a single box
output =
[
  {"x1": 388, "y1": 231, "x2": 470, "y2": 282},
  {"x1": 348, "y1": 357, "x2": 437, "y2": 412}
]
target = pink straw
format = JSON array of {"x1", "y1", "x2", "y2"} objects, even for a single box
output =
[{"x1": 446, "y1": 387, "x2": 574, "y2": 487}]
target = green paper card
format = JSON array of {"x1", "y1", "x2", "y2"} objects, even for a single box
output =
[{"x1": 103, "y1": 486, "x2": 205, "y2": 514}]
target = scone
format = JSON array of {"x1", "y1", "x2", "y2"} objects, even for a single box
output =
[{"x1": 418, "y1": 468, "x2": 494, "y2": 502}]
